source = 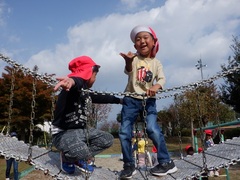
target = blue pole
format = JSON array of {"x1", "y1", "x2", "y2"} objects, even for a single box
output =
[
  {"x1": 193, "y1": 130, "x2": 198, "y2": 153},
  {"x1": 195, "y1": 119, "x2": 240, "y2": 131}
]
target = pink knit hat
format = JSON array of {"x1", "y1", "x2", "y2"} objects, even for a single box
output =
[
  {"x1": 68, "y1": 56, "x2": 100, "y2": 80},
  {"x1": 130, "y1": 25, "x2": 159, "y2": 57}
]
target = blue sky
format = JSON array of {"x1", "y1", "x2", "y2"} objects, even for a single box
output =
[
  {"x1": 0, "y1": 0, "x2": 165, "y2": 60},
  {"x1": 0, "y1": 0, "x2": 240, "y2": 121}
]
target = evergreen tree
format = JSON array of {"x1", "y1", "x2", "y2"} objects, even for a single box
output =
[
  {"x1": 220, "y1": 36, "x2": 240, "y2": 114},
  {"x1": 161, "y1": 84, "x2": 235, "y2": 136},
  {"x1": 0, "y1": 66, "x2": 54, "y2": 142}
]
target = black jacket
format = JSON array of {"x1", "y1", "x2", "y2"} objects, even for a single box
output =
[{"x1": 52, "y1": 77, "x2": 121, "y2": 129}]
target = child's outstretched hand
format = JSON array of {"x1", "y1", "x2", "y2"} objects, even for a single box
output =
[
  {"x1": 119, "y1": 51, "x2": 136, "y2": 61},
  {"x1": 120, "y1": 51, "x2": 136, "y2": 72},
  {"x1": 54, "y1": 77, "x2": 75, "y2": 91}
]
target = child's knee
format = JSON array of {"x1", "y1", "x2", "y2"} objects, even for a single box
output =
[{"x1": 105, "y1": 133, "x2": 114, "y2": 147}]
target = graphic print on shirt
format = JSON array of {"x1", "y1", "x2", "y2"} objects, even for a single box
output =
[
  {"x1": 65, "y1": 102, "x2": 86, "y2": 126},
  {"x1": 136, "y1": 61, "x2": 153, "y2": 86}
]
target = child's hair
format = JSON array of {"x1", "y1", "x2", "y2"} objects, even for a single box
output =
[
  {"x1": 10, "y1": 132, "x2": 17, "y2": 137},
  {"x1": 130, "y1": 25, "x2": 159, "y2": 58},
  {"x1": 185, "y1": 145, "x2": 194, "y2": 152}
]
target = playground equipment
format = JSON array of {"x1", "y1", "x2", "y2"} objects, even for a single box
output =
[{"x1": 1, "y1": 53, "x2": 240, "y2": 179}]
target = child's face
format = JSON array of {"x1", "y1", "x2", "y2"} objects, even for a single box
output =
[
  {"x1": 206, "y1": 134, "x2": 212, "y2": 140},
  {"x1": 87, "y1": 72, "x2": 97, "y2": 88},
  {"x1": 134, "y1": 32, "x2": 156, "y2": 58},
  {"x1": 188, "y1": 150, "x2": 194, "y2": 155}
]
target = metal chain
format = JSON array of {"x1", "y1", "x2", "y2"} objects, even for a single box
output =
[
  {"x1": 135, "y1": 119, "x2": 139, "y2": 167},
  {"x1": 85, "y1": 93, "x2": 92, "y2": 148},
  {"x1": 28, "y1": 72, "x2": 37, "y2": 162},
  {"x1": 0, "y1": 53, "x2": 56, "y2": 86},
  {"x1": 1, "y1": 53, "x2": 240, "y2": 99},
  {"x1": 7, "y1": 68, "x2": 15, "y2": 136},
  {"x1": 174, "y1": 94, "x2": 184, "y2": 160},
  {"x1": 1, "y1": 52, "x2": 240, "y2": 102},
  {"x1": 195, "y1": 85, "x2": 207, "y2": 174},
  {"x1": 157, "y1": 64, "x2": 240, "y2": 95},
  {"x1": 142, "y1": 96, "x2": 149, "y2": 179},
  {"x1": 214, "y1": 94, "x2": 223, "y2": 143},
  {"x1": 84, "y1": 92, "x2": 92, "y2": 180},
  {"x1": 49, "y1": 91, "x2": 56, "y2": 150},
  {"x1": 211, "y1": 82, "x2": 223, "y2": 143},
  {"x1": 80, "y1": 62, "x2": 240, "y2": 97}
]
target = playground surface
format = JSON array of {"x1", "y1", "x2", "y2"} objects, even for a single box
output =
[
  {"x1": 2, "y1": 137, "x2": 240, "y2": 179},
  {"x1": 21, "y1": 156, "x2": 123, "y2": 179},
  {"x1": 19, "y1": 156, "x2": 240, "y2": 180}
]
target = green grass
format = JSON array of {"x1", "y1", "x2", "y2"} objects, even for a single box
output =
[
  {"x1": 0, "y1": 157, "x2": 31, "y2": 179},
  {"x1": 1, "y1": 137, "x2": 239, "y2": 179},
  {"x1": 100, "y1": 136, "x2": 191, "y2": 155}
]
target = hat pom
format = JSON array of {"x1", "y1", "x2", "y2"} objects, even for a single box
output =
[{"x1": 149, "y1": 27, "x2": 159, "y2": 58}]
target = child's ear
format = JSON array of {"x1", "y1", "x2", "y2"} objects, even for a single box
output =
[{"x1": 134, "y1": 44, "x2": 137, "y2": 50}]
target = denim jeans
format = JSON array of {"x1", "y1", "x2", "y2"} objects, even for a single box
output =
[
  {"x1": 52, "y1": 128, "x2": 113, "y2": 162},
  {"x1": 6, "y1": 158, "x2": 18, "y2": 180},
  {"x1": 119, "y1": 96, "x2": 170, "y2": 166}
]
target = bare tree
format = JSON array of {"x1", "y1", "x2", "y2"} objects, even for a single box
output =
[{"x1": 88, "y1": 103, "x2": 112, "y2": 128}]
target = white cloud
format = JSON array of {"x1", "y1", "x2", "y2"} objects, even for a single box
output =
[{"x1": 3, "y1": 0, "x2": 240, "y2": 119}]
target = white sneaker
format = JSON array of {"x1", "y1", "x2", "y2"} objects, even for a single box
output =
[
  {"x1": 208, "y1": 170, "x2": 214, "y2": 177},
  {"x1": 6, "y1": 178, "x2": 10, "y2": 180},
  {"x1": 214, "y1": 171, "x2": 219, "y2": 177}
]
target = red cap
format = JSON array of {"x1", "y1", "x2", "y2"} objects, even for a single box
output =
[
  {"x1": 185, "y1": 145, "x2": 193, "y2": 152},
  {"x1": 68, "y1": 56, "x2": 100, "y2": 80},
  {"x1": 198, "y1": 147, "x2": 203, "y2": 153},
  {"x1": 205, "y1": 129, "x2": 212, "y2": 136},
  {"x1": 152, "y1": 146, "x2": 157, "y2": 153}
]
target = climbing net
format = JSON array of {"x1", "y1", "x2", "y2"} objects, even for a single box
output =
[{"x1": 1, "y1": 53, "x2": 240, "y2": 180}]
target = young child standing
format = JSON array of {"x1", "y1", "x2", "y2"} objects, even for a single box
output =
[
  {"x1": 204, "y1": 129, "x2": 219, "y2": 177},
  {"x1": 151, "y1": 145, "x2": 158, "y2": 166},
  {"x1": 185, "y1": 145, "x2": 195, "y2": 156},
  {"x1": 52, "y1": 56, "x2": 122, "y2": 174},
  {"x1": 204, "y1": 130, "x2": 215, "y2": 148},
  {"x1": 134, "y1": 132, "x2": 147, "y2": 168},
  {"x1": 119, "y1": 25, "x2": 177, "y2": 179},
  {"x1": 6, "y1": 132, "x2": 19, "y2": 180}
]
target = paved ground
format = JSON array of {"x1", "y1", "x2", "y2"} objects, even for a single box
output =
[{"x1": 94, "y1": 156, "x2": 123, "y2": 171}]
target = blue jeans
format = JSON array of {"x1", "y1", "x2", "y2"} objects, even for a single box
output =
[
  {"x1": 119, "y1": 96, "x2": 170, "y2": 166},
  {"x1": 6, "y1": 158, "x2": 19, "y2": 180}
]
